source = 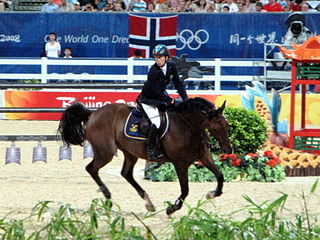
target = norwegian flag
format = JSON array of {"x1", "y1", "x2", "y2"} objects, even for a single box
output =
[{"x1": 129, "y1": 15, "x2": 177, "y2": 58}]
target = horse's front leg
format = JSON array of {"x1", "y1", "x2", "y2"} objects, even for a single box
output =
[
  {"x1": 200, "y1": 154, "x2": 224, "y2": 199},
  {"x1": 166, "y1": 162, "x2": 189, "y2": 215}
]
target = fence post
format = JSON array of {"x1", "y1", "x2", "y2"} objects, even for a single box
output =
[
  {"x1": 214, "y1": 58, "x2": 221, "y2": 91},
  {"x1": 41, "y1": 57, "x2": 48, "y2": 83},
  {"x1": 127, "y1": 58, "x2": 134, "y2": 84}
]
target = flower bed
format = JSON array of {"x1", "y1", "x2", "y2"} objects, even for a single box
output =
[{"x1": 147, "y1": 151, "x2": 286, "y2": 182}]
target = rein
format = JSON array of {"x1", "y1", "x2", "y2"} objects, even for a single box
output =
[{"x1": 176, "y1": 112, "x2": 195, "y2": 132}]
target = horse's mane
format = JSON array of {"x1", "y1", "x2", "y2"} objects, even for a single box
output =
[{"x1": 175, "y1": 97, "x2": 215, "y2": 114}]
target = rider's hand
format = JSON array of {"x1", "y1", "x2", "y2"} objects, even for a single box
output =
[{"x1": 157, "y1": 103, "x2": 167, "y2": 112}]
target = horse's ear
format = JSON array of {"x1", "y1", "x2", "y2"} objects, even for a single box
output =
[{"x1": 217, "y1": 100, "x2": 226, "y2": 114}]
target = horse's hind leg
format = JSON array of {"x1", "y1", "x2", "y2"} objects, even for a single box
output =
[
  {"x1": 121, "y1": 150, "x2": 156, "y2": 212},
  {"x1": 200, "y1": 154, "x2": 224, "y2": 199},
  {"x1": 86, "y1": 143, "x2": 116, "y2": 201}
]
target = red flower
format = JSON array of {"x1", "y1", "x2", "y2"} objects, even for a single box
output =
[
  {"x1": 231, "y1": 158, "x2": 241, "y2": 166},
  {"x1": 273, "y1": 157, "x2": 281, "y2": 164},
  {"x1": 219, "y1": 153, "x2": 229, "y2": 161},
  {"x1": 229, "y1": 154, "x2": 238, "y2": 160},
  {"x1": 264, "y1": 151, "x2": 274, "y2": 159},
  {"x1": 247, "y1": 153, "x2": 258, "y2": 159},
  {"x1": 265, "y1": 159, "x2": 277, "y2": 168}
]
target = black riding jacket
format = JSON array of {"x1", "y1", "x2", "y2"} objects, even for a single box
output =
[{"x1": 137, "y1": 61, "x2": 188, "y2": 107}]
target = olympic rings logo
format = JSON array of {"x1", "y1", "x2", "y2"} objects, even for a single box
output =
[{"x1": 176, "y1": 29, "x2": 209, "y2": 50}]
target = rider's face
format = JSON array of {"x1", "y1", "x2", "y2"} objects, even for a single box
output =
[{"x1": 154, "y1": 55, "x2": 167, "y2": 67}]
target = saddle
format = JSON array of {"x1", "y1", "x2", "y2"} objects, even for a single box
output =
[{"x1": 124, "y1": 108, "x2": 169, "y2": 141}]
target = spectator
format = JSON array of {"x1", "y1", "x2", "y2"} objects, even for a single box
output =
[
  {"x1": 45, "y1": 32, "x2": 61, "y2": 58},
  {"x1": 177, "y1": 0, "x2": 191, "y2": 11},
  {"x1": 282, "y1": 4, "x2": 290, "y2": 11},
  {"x1": 54, "y1": 0, "x2": 61, "y2": 6},
  {"x1": 205, "y1": 0, "x2": 217, "y2": 11},
  {"x1": 147, "y1": 2, "x2": 155, "y2": 11},
  {"x1": 237, "y1": 1, "x2": 248, "y2": 12},
  {"x1": 155, "y1": 2, "x2": 169, "y2": 11},
  {"x1": 101, "y1": 0, "x2": 113, "y2": 10},
  {"x1": 59, "y1": 0, "x2": 75, "y2": 10},
  {"x1": 130, "y1": 49, "x2": 143, "y2": 58},
  {"x1": 63, "y1": 47, "x2": 72, "y2": 58},
  {"x1": 262, "y1": 0, "x2": 282, "y2": 11},
  {"x1": 0, "y1": 0, "x2": 12, "y2": 11},
  {"x1": 277, "y1": 0, "x2": 288, "y2": 9},
  {"x1": 94, "y1": 0, "x2": 105, "y2": 9},
  {"x1": 222, "y1": 4, "x2": 230, "y2": 11},
  {"x1": 289, "y1": 0, "x2": 302, "y2": 11},
  {"x1": 78, "y1": 0, "x2": 92, "y2": 7},
  {"x1": 246, "y1": 0, "x2": 257, "y2": 12},
  {"x1": 167, "y1": 0, "x2": 179, "y2": 11},
  {"x1": 301, "y1": 2, "x2": 309, "y2": 11},
  {"x1": 221, "y1": 0, "x2": 239, "y2": 12},
  {"x1": 83, "y1": 2, "x2": 96, "y2": 10},
  {"x1": 143, "y1": 0, "x2": 154, "y2": 8},
  {"x1": 41, "y1": 0, "x2": 59, "y2": 11},
  {"x1": 128, "y1": 0, "x2": 147, "y2": 12},
  {"x1": 113, "y1": 1, "x2": 124, "y2": 10},
  {"x1": 255, "y1": 1, "x2": 267, "y2": 11},
  {"x1": 195, "y1": 0, "x2": 207, "y2": 12},
  {"x1": 187, "y1": 0, "x2": 197, "y2": 11},
  {"x1": 73, "y1": 1, "x2": 82, "y2": 10}
]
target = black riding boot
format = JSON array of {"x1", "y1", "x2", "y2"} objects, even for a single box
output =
[{"x1": 147, "y1": 124, "x2": 163, "y2": 160}]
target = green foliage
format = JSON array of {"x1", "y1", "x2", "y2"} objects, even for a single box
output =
[
  {"x1": 221, "y1": 107, "x2": 268, "y2": 155},
  {"x1": 0, "y1": 181, "x2": 319, "y2": 240},
  {"x1": 0, "y1": 199, "x2": 146, "y2": 240},
  {"x1": 166, "y1": 182, "x2": 320, "y2": 240},
  {"x1": 17, "y1": 79, "x2": 41, "y2": 90}
]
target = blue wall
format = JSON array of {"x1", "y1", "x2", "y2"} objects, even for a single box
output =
[{"x1": 0, "y1": 12, "x2": 319, "y2": 58}]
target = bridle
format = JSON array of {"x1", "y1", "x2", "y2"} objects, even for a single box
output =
[{"x1": 217, "y1": 137, "x2": 231, "y2": 144}]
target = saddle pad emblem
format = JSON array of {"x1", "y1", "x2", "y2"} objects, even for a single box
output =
[
  {"x1": 124, "y1": 111, "x2": 169, "y2": 141},
  {"x1": 129, "y1": 124, "x2": 139, "y2": 133}
]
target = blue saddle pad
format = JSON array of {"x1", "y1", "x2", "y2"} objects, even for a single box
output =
[{"x1": 124, "y1": 108, "x2": 169, "y2": 141}]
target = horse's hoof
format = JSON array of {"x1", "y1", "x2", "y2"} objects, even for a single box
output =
[
  {"x1": 206, "y1": 191, "x2": 222, "y2": 199},
  {"x1": 146, "y1": 204, "x2": 156, "y2": 212},
  {"x1": 166, "y1": 206, "x2": 175, "y2": 215},
  {"x1": 166, "y1": 204, "x2": 180, "y2": 215}
]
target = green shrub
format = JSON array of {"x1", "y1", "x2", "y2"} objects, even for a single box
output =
[{"x1": 221, "y1": 107, "x2": 268, "y2": 155}]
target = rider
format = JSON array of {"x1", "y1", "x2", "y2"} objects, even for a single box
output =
[{"x1": 137, "y1": 44, "x2": 189, "y2": 160}]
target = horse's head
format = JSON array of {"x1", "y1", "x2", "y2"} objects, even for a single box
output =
[{"x1": 206, "y1": 101, "x2": 233, "y2": 154}]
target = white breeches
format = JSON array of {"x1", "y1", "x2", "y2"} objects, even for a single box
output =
[{"x1": 141, "y1": 103, "x2": 161, "y2": 128}]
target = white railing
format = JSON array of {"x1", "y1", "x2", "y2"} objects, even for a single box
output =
[{"x1": 0, "y1": 57, "x2": 266, "y2": 93}]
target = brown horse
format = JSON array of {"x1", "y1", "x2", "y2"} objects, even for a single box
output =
[{"x1": 58, "y1": 97, "x2": 232, "y2": 215}]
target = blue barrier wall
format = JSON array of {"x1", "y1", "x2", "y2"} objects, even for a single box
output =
[{"x1": 0, "y1": 12, "x2": 319, "y2": 58}]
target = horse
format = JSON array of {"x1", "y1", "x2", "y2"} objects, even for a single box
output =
[{"x1": 58, "y1": 97, "x2": 232, "y2": 215}]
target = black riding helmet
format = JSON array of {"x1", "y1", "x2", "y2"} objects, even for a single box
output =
[{"x1": 152, "y1": 44, "x2": 170, "y2": 58}]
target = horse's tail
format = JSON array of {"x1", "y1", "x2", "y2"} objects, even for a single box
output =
[{"x1": 58, "y1": 102, "x2": 92, "y2": 147}]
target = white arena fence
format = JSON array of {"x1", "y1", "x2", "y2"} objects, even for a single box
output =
[{"x1": 0, "y1": 57, "x2": 268, "y2": 94}]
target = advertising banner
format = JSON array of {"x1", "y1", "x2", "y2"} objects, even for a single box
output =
[
  {"x1": 3, "y1": 90, "x2": 320, "y2": 127},
  {"x1": 0, "y1": 13, "x2": 319, "y2": 59}
]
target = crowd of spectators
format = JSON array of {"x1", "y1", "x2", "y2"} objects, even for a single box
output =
[{"x1": 40, "y1": 0, "x2": 320, "y2": 13}]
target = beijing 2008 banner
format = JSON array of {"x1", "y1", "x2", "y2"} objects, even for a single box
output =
[{"x1": 1, "y1": 13, "x2": 320, "y2": 58}]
